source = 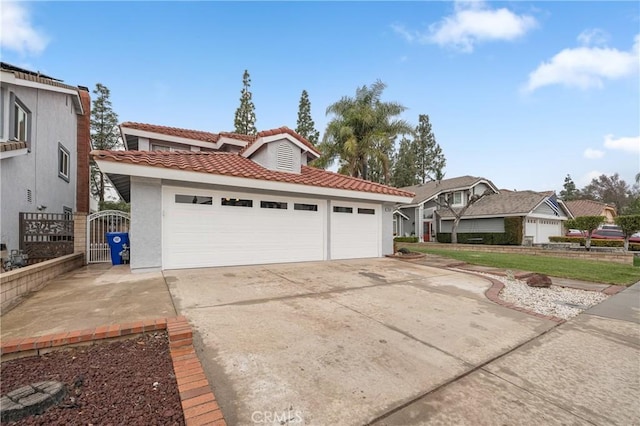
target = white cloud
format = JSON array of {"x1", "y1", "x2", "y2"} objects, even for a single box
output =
[
  {"x1": 0, "y1": 1, "x2": 48, "y2": 55},
  {"x1": 580, "y1": 170, "x2": 606, "y2": 186},
  {"x1": 577, "y1": 28, "x2": 610, "y2": 47},
  {"x1": 583, "y1": 148, "x2": 605, "y2": 159},
  {"x1": 604, "y1": 134, "x2": 640, "y2": 153},
  {"x1": 392, "y1": 1, "x2": 537, "y2": 53},
  {"x1": 524, "y1": 34, "x2": 639, "y2": 92}
]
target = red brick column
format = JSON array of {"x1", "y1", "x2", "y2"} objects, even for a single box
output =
[{"x1": 76, "y1": 88, "x2": 91, "y2": 214}]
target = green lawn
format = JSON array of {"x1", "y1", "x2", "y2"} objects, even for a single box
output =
[{"x1": 407, "y1": 246, "x2": 640, "y2": 286}]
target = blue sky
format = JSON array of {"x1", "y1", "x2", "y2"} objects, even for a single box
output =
[{"x1": 2, "y1": 1, "x2": 638, "y2": 193}]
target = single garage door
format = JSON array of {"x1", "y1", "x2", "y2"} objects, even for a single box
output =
[
  {"x1": 525, "y1": 218, "x2": 561, "y2": 243},
  {"x1": 162, "y1": 186, "x2": 325, "y2": 269},
  {"x1": 330, "y1": 201, "x2": 381, "y2": 259}
]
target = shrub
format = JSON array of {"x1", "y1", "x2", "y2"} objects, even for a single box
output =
[
  {"x1": 436, "y1": 232, "x2": 519, "y2": 245},
  {"x1": 394, "y1": 236, "x2": 419, "y2": 243},
  {"x1": 548, "y1": 236, "x2": 639, "y2": 251}
]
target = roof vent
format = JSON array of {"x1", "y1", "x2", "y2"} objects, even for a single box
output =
[{"x1": 276, "y1": 143, "x2": 294, "y2": 171}]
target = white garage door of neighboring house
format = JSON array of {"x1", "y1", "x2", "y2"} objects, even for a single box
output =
[
  {"x1": 525, "y1": 218, "x2": 561, "y2": 244},
  {"x1": 330, "y1": 202, "x2": 381, "y2": 260},
  {"x1": 162, "y1": 186, "x2": 325, "y2": 269}
]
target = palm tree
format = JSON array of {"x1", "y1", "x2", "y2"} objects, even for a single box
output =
[{"x1": 317, "y1": 80, "x2": 412, "y2": 182}]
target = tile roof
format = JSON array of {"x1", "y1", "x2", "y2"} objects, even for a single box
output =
[
  {"x1": 91, "y1": 150, "x2": 414, "y2": 198},
  {"x1": 1, "y1": 62, "x2": 80, "y2": 92},
  {"x1": 0, "y1": 141, "x2": 27, "y2": 153},
  {"x1": 248, "y1": 127, "x2": 321, "y2": 156},
  {"x1": 402, "y1": 175, "x2": 494, "y2": 204},
  {"x1": 121, "y1": 122, "x2": 223, "y2": 143},
  {"x1": 438, "y1": 190, "x2": 560, "y2": 218},
  {"x1": 564, "y1": 199, "x2": 616, "y2": 217}
]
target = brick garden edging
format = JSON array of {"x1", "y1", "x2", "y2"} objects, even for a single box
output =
[{"x1": 0, "y1": 316, "x2": 226, "y2": 426}]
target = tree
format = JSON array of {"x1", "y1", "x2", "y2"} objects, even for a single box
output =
[
  {"x1": 580, "y1": 173, "x2": 634, "y2": 212},
  {"x1": 317, "y1": 80, "x2": 412, "y2": 181},
  {"x1": 559, "y1": 174, "x2": 580, "y2": 201},
  {"x1": 414, "y1": 114, "x2": 446, "y2": 184},
  {"x1": 391, "y1": 136, "x2": 419, "y2": 187},
  {"x1": 614, "y1": 215, "x2": 640, "y2": 251},
  {"x1": 565, "y1": 216, "x2": 604, "y2": 251},
  {"x1": 435, "y1": 189, "x2": 493, "y2": 244},
  {"x1": 233, "y1": 70, "x2": 257, "y2": 135},
  {"x1": 90, "y1": 83, "x2": 121, "y2": 205},
  {"x1": 295, "y1": 90, "x2": 319, "y2": 145}
]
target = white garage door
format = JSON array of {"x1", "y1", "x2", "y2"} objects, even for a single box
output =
[
  {"x1": 330, "y1": 201, "x2": 381, "y2": 259},
  {"x1": 525, "y1": 218, "x2": 561, "y2": 243},
  {"x1": 162, "y1": 186, "x2": 325, "y2": 269}
]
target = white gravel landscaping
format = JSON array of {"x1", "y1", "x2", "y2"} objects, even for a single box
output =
[{"x1": 482, "y1": 272, "x2": 609, "y2": 320}]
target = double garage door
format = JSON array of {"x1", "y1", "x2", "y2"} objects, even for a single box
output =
[
  {"x1": 525, "y1": 218, "x2": 562, "y2": 244},
  {"x1": 162, "y1": 186, "x2": 381, "y2": 269}
]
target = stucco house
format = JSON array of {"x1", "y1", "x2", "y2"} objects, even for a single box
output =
[
  {"x1": 395, "y1": 176, "x2": 570, "y2": 244},
  {"x1": 0, "y1": 63, "x2": 90, "y2": 253},
  {"x1": 563, "y1": 199, "x2": 617, "y2": 224},
  {"x1": 94, "y1": 123, "x2": 414, "y2": 272}
]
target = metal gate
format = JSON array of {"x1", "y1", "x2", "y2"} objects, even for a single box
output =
[
  {"x1": 19, "y1": 212, "x2": 74, "y2": 265},
  {"x1": 86, "y1": 210, "x2": 130, "y2": 263}
]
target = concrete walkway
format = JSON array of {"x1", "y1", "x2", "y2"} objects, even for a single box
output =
[
  {"x1": 0, "y1": 264, "x2": 176, "y2": 340},
  {"x1": 375, "y1": 282, "x2": 640, "y2": 425}
]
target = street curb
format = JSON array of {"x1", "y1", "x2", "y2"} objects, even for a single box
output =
[{"x1": 0, "y1": 317, "x2": 227, "y2": 426}]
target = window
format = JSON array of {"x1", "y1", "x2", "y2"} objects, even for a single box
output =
[
  {"x1": 63, "y1": 206, "x2": 73, "y2": 219},
  {"x1": 175, "y1": 194, "x2": 213, "y2": 205},
  {"x1": 13, "y1": 100, "x2": 29, "y2": 142},
  {"x1": 58, "y1": 143, "x2": 70, "y2": 182},
  {"x1": 358, "y1": 208, "x2": 375, "y2": 215},
  {"x1": 222, "y1": 198, "x2": 253, "y2": 207},
  {"x1": 261, "y1": 201, "x2": 287, "y2": 209},
  {"x1": 294, "y1": 203, "x2": 318, "y2": 211},
  {"x1": 152, "y1": 145, "x2": 172, "y2": 151},
  {"x1": 333, "y1": 206, "x2": 353, "y2": 213}
]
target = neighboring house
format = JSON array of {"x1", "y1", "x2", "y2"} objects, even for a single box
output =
[
  {"x1": 94, "y1": 123, "x2": 414, "y2": 272},
  {"x1": 438, "y1": 190, "x2": 570, "y2": 244},
  {"x1": 0, "y1": 63, "x2": 90, "y2": 252},
  {"x1": 564, "y1": 199, "x2": 617, "y2": 224},
  {"x1": 395, "y1": 176, "x2": 499, "y2": 241},
  {"x1": 395, "y1": 176, "x2": 569, "y2": 244}
]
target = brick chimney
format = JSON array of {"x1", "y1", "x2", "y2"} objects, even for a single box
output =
[{"x1": 76, "y1": 86, "x2": 91, "y2": 213}]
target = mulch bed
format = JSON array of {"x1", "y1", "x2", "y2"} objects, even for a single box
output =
[{"x1": 1, "y1": 332, "x2": 184, "y2": 425}]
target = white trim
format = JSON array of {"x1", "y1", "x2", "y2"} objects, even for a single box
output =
[
  {"x1": 393, "y1": 210, "x2": 410, "y2": 220},
  {"x1": 120, "y1": 127, "x2": 247, "y2": 150},
  {"x1": 0, "y1": 148, "x2": 28, "y2": 159},
  {"x1": 242, "y1": 133, "x2": 320, "y2": 159},
  {"x1": 440, "y1": 212, "x2": 568, "y2": 221},
  {"x1": 1, "y1": 70, "x2": 84, "y2": 114},
  {"x1": 414, "y1": 179, "x2": 499, "y2": 205},
  {"x1": 96, "y1": 159, "x2": 413, "y2": 204}
]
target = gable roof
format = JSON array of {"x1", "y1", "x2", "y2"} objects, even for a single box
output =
[
  {"x1": 402, "y1": 175, "x2": 497, "y2": 204},
  {"x1": 92, "y1": 150, "x2": 414, "y2": 199},
  {"x1": 564, "y1": 199, "x2": 617, "y2": 218},
  {"x1": 240, "y1": 127, "x2": 321, "y2": 157},
  {"x1": 1, "y1": 62, "x2": 81, "y2": 92},
  {"x1": 438, "y1": 190, "x2": 564, "y2": 218}
]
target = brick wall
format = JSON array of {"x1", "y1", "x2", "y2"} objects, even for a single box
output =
[
  {"x1": 403, "y1": 242, "x2": 635, "y2": 265},
  {"x1": 76, "y1": 88, "x2": 91, "y2": 214},
  {"x1": 0, "y1": 253, "x2": 84, "y2": 313}
]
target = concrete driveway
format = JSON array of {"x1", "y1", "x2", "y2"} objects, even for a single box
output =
[{"x1": 165, "y1": 258, "x2": 559, "y2": 425}]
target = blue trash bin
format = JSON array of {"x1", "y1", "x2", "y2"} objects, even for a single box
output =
[{"x1": 106, "y1": 232, "x2": 130, "y2": 265}]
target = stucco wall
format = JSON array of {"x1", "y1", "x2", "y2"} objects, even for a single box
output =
[
  {"x1": 130, "y1": 177, "x2": 162, "y2": 272},
  {"x1": 0, "y1": 84, "x2": 78, "y2": 251},
  {"x1": 381, "y1": 203, "x2": 394, "y2": 255},
  {"x1": 250, "y1": 139, "x2": 302, "y2": 173}
]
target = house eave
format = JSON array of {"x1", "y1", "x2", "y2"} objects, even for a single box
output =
[{"x1": 96, "y1": 160, "x2": 413, "y2": 204}]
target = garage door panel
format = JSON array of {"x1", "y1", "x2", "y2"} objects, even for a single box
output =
[
  {"x1": 331, "y1": 202, "x2": 380, "y2": 260},
  {"x1": 162, "y1": 187, "x2": 325, "y2": 269}
]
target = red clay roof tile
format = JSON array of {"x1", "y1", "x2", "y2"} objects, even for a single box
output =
[{"x1": 91, "y1": 150, "x2": 413, "y2": 198}]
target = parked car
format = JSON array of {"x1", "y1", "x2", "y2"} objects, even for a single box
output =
[
  {"x1": 630, "y1": 232, "x2": 640, "y2": 243},
  {"x1": 591, "y1": 229, "x2": 624, "y2": 240},
  {"x1": 566, "y1": 229, "x2": 587, "y2": 237}
]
